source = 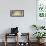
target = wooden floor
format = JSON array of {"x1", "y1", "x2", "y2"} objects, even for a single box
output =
[{"x1": 0, "y1": 42, "x2": 46, "y2": 46}]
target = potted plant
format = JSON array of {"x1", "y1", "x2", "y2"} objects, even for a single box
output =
[{"x1": 33, "y1": 32, "x2": 46, "y2": 43}]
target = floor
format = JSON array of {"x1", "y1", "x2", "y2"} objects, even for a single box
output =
[{"x1": 0, "y1": 42, "x2": 46, "y2": 46}]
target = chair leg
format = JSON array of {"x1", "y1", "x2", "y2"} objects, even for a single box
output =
[
  {"x1": 4, "y1": 33, "x2": 7, "y2": 46},
  {"x1": 4, "y1": 41, "x2": 7, "y2": 46},
  {"x1": 16, "y1": 34, "x2": 18, "y2": 46}
]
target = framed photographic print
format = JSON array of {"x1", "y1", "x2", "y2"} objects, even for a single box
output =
[{"x1": 10, "y1": 10, "x2": 24, "y2": 17}]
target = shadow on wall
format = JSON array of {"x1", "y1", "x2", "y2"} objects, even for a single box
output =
[{"x1": 2, "y1": 28, "x2": 11, "y2": 34}]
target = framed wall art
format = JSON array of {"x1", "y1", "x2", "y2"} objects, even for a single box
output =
[{"x1": 10, "y1": 10, "x2": 24, "y2": 17}]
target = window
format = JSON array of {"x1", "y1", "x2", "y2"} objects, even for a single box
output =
[{"x1": 37, "y1": 0, "x2": 46, "y2": 17}]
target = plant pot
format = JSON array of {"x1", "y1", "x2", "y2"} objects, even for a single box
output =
[
  {"x1": 40, "y1": 38, "x2": 45, "y2": 43},
  {"x1": 37, "y1": 39, "x2": 45, "y2": 44},
  {"x1": 37, "y1": 39, "x2": 40, "y2": 43}
]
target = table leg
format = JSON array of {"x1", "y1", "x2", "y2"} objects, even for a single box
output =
[{"x1": 4, "y1": 34, "x2": 7, "y2": 46}]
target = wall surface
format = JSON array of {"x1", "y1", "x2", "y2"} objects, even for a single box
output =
[{"x1": 0, "y1": 0, "x2": 36, "y2": 42}]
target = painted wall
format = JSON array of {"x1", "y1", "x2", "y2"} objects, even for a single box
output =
[{"x1": 0, "y1": 0, "x2": 36, "y2": 42}]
